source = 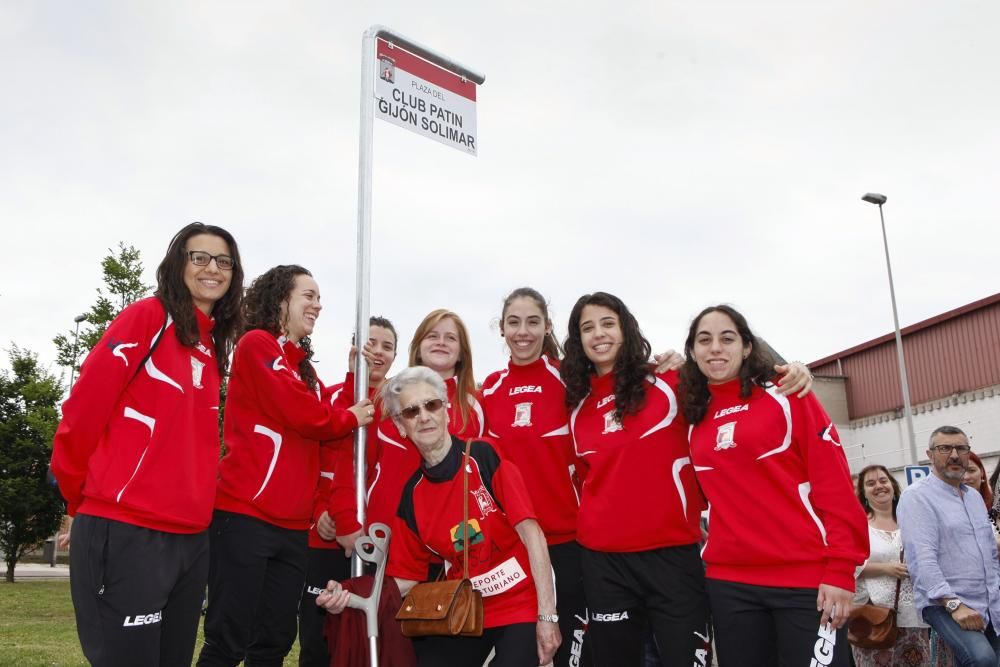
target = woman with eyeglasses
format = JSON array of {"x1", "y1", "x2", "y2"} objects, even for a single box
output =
[
  {"x1": 297, "y1": 315, "x2": 399, "y2": 667},
  {"x1": 319, "y1": 366, "x2": 561, "y2": 667},
  {"x1": 328, "y1": 308, "x2": 484, "y2": 559},
  {"x1": 197, "y1": 265, "x2": 374, "y2": 667},
  {"x1": 680, "y1": 304, "x2": 868, "y2": 667},
  {"x1": 51, "y1": 222, "x2": 244, "y2": 666}
]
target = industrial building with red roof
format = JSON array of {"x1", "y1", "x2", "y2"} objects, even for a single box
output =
[{"x1": 809, "y1": 292, "x2": 1000, "y2": 479}]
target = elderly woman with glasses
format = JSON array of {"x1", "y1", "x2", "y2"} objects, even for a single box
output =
[{"x1": 319, "y1": 366, "x2": 561, "y2": 667}]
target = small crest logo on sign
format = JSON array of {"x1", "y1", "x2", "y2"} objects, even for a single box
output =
[{"x1": 379, "y1": 55, "x2": 395, "y2": 83}]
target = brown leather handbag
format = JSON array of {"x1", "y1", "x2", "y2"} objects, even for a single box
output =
[
  {"x1": 396, "y1": 440, "x2": 484, "y2": 638},
  {"x1": 847, "y1": 549, "x2": 903, "y2": 649}
]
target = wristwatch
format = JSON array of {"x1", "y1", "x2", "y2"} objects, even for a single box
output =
[
  {"x1": 945, "y1": 599, "x2": 962, "y2": 613},
  {"x1": 538, "y1": 613, "x2": 559, "y2": 623}
]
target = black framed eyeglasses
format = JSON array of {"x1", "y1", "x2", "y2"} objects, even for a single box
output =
[
  {"x1": 397, "y1": 398, "x2": 446, "y2": 420},
  {"x1": 187, "y1": 250, "x2": 235, "y2": 271},
  {"x1": 931, "y1": 444, "x2": 971, "y2": 455}
]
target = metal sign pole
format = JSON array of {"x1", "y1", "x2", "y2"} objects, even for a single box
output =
[
  {"x1": 350, "y1": 25, "x2": 484, "y2": 667},
  {"x1": 351, "y1": 25, "x2": 485, "y2": 577},
  {"x1": 352, "y1": 27, "x2": 376, "y2": 580}
]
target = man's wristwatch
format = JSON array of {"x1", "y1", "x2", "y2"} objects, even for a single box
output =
[
  {"x1": 945, "y1": 599, "x2": 962, "y2": 613},
  {"x1": 538, "y1": 613, "x2": 559, "y2": 623}
]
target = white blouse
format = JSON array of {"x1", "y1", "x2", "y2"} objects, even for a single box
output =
[{"x1": 856, "y1": 524, "x2": 926, "y2": 628}]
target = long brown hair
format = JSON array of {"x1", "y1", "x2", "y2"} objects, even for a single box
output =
[
  {"x1": 679, "y1": 304, "x2": 776, "y2": 425},
  {"x1": 408, "y1": 309, "x2": 476, "y2": 431},
  {"x1": 155, "y1": 222, "x2": 244, "y2": 376}
]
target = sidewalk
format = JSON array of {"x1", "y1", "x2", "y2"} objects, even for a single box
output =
[{"x1": 1, "y1": 562, "x2": 70, "y2": 580}]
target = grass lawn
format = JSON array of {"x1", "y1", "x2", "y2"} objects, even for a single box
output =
[
  {"x1": 0, "y1": 580, "x2": 84, "y2": 666},
  {"x1": 0, "y1": 580, "x2": 301, "y2": 666}
]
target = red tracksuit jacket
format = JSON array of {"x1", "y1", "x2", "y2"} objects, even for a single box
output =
[
  {"x1": 689, "y1": 378, "x2": 869, "y2": 591},
  {"x1": 479, "y1": 355, "x2": 580, "y2": 545},
  {"x1": 569, "y1": 369, "x2": 704, "y2": 552},
  {"x1": 306, "y1": 382, "x2": 350, "y2": 550},
  {"x1": 307, "y1": 379, "x2": 404, "y2": 549},
  {"x1": 387, "y1": 438, "x2": 539, "y2": 628},
  {"x1": 215, "y1": 330, "x2": 357, "y2": 530},
  {"x1": 51, "y1": 297, "x2": 221, "y2": 533}
]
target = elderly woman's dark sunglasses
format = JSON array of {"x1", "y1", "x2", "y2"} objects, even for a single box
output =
[{"x1": 397, "y1": 398, "x2": 445, "y2": 420}]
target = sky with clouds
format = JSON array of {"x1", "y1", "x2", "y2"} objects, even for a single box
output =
[{"x1": 2, "y1": 1, "x2": 997, "y2": 387}]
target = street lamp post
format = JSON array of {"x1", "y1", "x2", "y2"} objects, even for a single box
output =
[
  {"x1": 862, "y1": 193, "x2": 918, "y2": 465},
  {"x1": 68, "y1": 314, "x2": 87, "y2": 391}
]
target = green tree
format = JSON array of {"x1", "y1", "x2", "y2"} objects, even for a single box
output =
[
  {"x1": 0, "y1": 346, "x2": 65, "y2": 582},
  {"x1": 53, "y1": 243, "x2": 151, "y2": 374}
]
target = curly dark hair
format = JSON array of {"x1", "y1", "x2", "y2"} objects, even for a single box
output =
[
  {"x1": 561, "y1": 292, "x2": 651, "y2": 420},
  {"x1": 855, "y1": 464, "x2": 902, "y2": 521},
  {"x1": 242, "y1": 265, "x2": 318, "y2": 391},
  {"x1": 155, "y1": 222, "x2": 244, "y2": 376},
  {"x1": 679, "y1": 304, "x2": 776, "y2": 425}
]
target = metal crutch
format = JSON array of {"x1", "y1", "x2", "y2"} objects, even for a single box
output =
[{"x1": 344, "y1": 522, "x2": 391, "y2": 667}]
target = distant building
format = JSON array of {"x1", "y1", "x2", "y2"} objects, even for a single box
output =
[{"x1": 808, "y1": 293, "x2": 1000, "y2": 483}]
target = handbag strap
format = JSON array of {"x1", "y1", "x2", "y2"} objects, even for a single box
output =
[
  {"x1": 892, "y1": 547, "x2": 903, "y2": 611},
  {"x1": 462, "y1": 439, "x2": 472, "y2": 580}
]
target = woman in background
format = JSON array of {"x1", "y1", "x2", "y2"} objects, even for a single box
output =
[
  {"x1": 853, "y1": 464, "x2": 930, "y2": 667},
  {"x1": 298, "y1": 316, "x2": 399, "y2": 667},
  {"x1": 330, "y1": 308, "x2": 484, "y2": 559},
  {"x1": 965, "y1": 452, "x2": 995, "y2": 512}
]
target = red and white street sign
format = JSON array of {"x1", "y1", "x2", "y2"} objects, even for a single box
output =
[{"x1": 374, "y1": 38, "x2": 478, "y2": 155}]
